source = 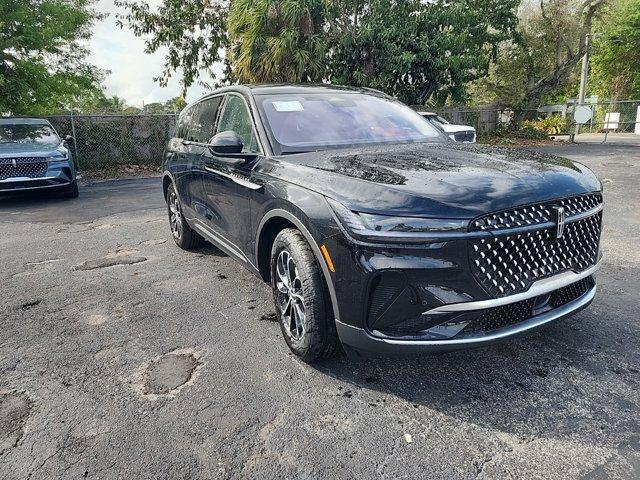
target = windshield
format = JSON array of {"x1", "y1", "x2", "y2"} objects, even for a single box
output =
[
  {"x1": 0, "y1": 124, "x2": 59, "y2": 145},
  {"x1": 257, "y1": 93, "x2": 443, "y2": 154}
]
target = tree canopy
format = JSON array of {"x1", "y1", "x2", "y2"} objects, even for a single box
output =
[
  {"x1": 228, "y1": 0, "x2": 326, "y2": 84},
  {"x1": 0, "y1": 0, "x2": 106, "y2": 115},
  {"x1": 116, "y1": 0, "x2": 519, "y2": 105},
  {"x1": 591, "y1": 0, "x2": 640, "y2": 99},
  {"x1": 326, "y1": 0, "x2": 519, "y2": 105},
  {"x1": 115, "y1": 0, "x2": 228, "y2": 92},
  {"x1": 468, "y1": 0, "x2": 608, "y2": 116}
]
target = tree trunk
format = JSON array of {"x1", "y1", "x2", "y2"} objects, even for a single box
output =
[{"x1": 511, "y1": 0, "x2": 605, "y2": 129}]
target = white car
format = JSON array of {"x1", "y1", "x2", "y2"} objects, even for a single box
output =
[{"x1": 418, "y1": 112, "x2": 476, "y2": 143}]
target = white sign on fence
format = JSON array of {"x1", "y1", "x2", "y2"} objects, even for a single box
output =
[
  {"x1": 604, "y1": 112, "x2": 620, "y2": 131},
  {"x1": 635, "y1": 106, "x2": 640, "y2": 135},
  {"x1": 573, "y1": 105, "x2": 592, "y2": 124}
]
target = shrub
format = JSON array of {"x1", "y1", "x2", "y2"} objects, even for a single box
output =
[{"x1": 524, "y1": 115, "x2": 570, "y2": 135}]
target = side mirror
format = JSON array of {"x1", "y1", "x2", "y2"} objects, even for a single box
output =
[
  {"x1": 64, "y1": 135, "x2": 75, "y2": 144},
  {"x1": 208, "y1": 131, "x2": 243, "y2": 155}
]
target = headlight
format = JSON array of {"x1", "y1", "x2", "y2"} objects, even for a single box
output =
[
  {"x1": 49, "y1": 151, "x2": 68, "y2": 161},
  {"x1": 327, "y1": 198, "x2": 469, "y2": 243}
]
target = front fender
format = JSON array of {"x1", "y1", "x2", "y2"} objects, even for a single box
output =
[{"x1": 253, "y1": 185, "x2": 342, "y2": 324}]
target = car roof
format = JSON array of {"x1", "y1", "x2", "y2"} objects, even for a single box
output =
[
  {"x1": 0, "y1": 117, "x2": 52, "y2": 126},
  {"x1": 196, "y1": 84, "x2": 393, "y2": 103},
  {"x1": 245, "y1": 83, "x2": 388, "y2": 96}
]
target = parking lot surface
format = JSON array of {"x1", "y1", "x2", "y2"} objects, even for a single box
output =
[{"x1": 1, "y1": 142, "x2": 639, "y2": 479}]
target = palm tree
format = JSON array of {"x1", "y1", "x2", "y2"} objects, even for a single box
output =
[
  {"x1": 228, "y1": 0, "x2": 326, "y2": 83},
  {"x1": 99, "y1": 95, "x2": 129, "y2": 113}
]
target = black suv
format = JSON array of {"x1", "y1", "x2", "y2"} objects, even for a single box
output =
[{"x1": 162, "y1": 85, "x2": 602, "y2": 361}]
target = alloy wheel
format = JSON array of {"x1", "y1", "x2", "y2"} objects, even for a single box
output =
[
  {"x1": 168, "y1": 189, "x2": 183, "y2": 240},
  {"x1": 275, "y1": 249, "x2": 306, "y2": 340}
]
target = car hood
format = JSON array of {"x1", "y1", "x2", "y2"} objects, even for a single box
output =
[
  {"x1": 258, "y1": 143, "x2": 601, "y2": 218},
  {"x1": 0, "y1": 142, "x2": 63, "y2": 157}
]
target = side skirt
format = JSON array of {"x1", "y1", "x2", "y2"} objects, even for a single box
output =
[{"x1": 189, "y1": 218, "x2": 262, "y2": 279}]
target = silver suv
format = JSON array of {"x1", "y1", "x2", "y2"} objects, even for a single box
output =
[{"x1": 0, "y1": 118, "x2": 78, "y2": 197}]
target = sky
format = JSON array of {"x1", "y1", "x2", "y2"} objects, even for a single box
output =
[{"x1": 88, "y1": 0, "x2": 216, "y2": 108}]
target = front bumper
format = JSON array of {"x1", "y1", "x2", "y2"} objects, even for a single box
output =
[
  {"x1": 321, "y1": 215, "x2": 601, "y2": 354},
  {"x1": 336, "y1": 279, "x2": 596, "y2": 354},
  {"x1": 0, "y1": 160, "x2": 75, "y2": 193}
]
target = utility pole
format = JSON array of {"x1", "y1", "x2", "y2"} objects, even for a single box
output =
[{"x1": 573, "y1": 33, "x2": 591, "y2": 140}]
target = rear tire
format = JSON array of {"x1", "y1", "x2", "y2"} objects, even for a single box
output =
[
  {"x1": 270, "y1": 228, "x2": 339, "y2": 362},
  {"x1": 167, "y1": 182, "x2": 204, "y2": 250}
]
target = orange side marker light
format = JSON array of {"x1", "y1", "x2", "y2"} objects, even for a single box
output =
[{"x1": 320, "y1": 244, "x2": 335, "y2": 273}]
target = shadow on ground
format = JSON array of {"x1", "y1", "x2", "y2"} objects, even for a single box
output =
[{"x1": 310, "y1": 288, "x2": 639, "y2": 449}]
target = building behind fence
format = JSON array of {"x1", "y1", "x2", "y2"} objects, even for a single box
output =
[{"x1": 21, "y1": 99, "x2": 639, "y2": 170}]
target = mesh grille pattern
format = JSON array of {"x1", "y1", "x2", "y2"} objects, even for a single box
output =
[
  {"x1": 550, "y1": 276, "x2": 595, "y2": 309},
  {"x1": 0, "y1": 157, "x2": 48, "y2": 180},
  {"x1": 454, "y1": 131, "x2": 475, "y2": 142},
  {"x1": 470, "y1": 212, "x2": 602, "y2": 297},
  {"x1": 471, "y1": 193, "x2": 602, "y2": 231},
  {"x1": 464, "y1": 276, "x2": 594, "y2": 334},
  {"x1": 464, "y1": 298, "x2": 536, "y2": 333}
]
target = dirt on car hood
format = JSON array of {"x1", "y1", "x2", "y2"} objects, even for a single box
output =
[{"x1": 259, "y1": 142, "x2": 601, "y2": 218}]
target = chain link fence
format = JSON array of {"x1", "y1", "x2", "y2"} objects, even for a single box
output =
[
  {"x1": 12, "y1": 99, "x2": 638, "y2": 172},
  {"x1": 41, "y1": 112, "x2": 178, "y2": 170},
  {"x1": 434, "y1": 100, "x2": 640, "y2": 137}
]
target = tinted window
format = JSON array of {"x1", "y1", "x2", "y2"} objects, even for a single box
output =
[
  {"x1": 0, "y1": 124, "x2": 59, "y2": 145},
  {"x1": 216, "y1": 95, "x2": 259, "y2": 153},
  {"x1": 189, "y1": 97, "x2": 222, "y2": 143},
  {"x1": 257, "y1": 93, "x2": 442, "y2": 153}
]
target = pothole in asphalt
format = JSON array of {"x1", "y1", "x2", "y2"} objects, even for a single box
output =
[
  {"x1": 112, "y1": 247, "x2": 140, "y2": 256},
  {"x1": 131, "y1": 348, "x2": 202, "y2": 399},
  {"x1": 144, "y1": 354, "x2": 199, "y2": 394},
  {"x1": 139, "y1": 239, "x2": 167, "y2": 246},
  {"x1": 0, "y1": 391, "x2": 33, "y2": 455},
  {"x1": 259, "y1": 313, "x2": 278, "y2": 322},
  {"x1": 20, "y1": 300, "x2": 41, "y2": 311},
  {"x1": 72, "y1": 256, "x2": 147, "y2": 271}
]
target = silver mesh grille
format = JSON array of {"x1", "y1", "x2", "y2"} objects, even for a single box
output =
[
  {"x1": 454, "y1": 131, "x2": 475, "y2": 142},
  {"x1": 0, "y1": 157, "x2": 48, "y2": 180},
  {"x1": 471, "y1": 193, "x2": 602, "y2": 231},
  {"x1": 470, "y1": 208, "x2": 602, "y2": 297}
]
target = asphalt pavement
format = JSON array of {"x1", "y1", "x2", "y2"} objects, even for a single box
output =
[{"x1": 1, "y1": 141, "x2": 639, "y2": 479}]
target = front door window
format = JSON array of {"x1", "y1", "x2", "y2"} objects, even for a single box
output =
[{"x1": 216, "y1": 95, "x2": 259, "y2": 153}]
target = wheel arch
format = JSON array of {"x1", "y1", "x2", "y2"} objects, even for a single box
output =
[
  {"x1": 256, "y1": 209, "x2": 341, "y2": 323},
  {"x1": 162, "y1": 172, "x2": 174, "y2": 200}
]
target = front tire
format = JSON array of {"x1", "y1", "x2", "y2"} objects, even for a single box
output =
[
  {"x1": 63, "y1": 180, "x2": 79, "y2": 198},
  {"x1": 167, "y1": 183, "x2": 204, "y2": 250},
  {"x1": 270, "y1": 228, "x2": 339, "y2": 362}
]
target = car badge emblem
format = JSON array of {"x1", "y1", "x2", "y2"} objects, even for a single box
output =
[
  {"x1": 551, "y1": 206, "x2": 566, "y2": 239},
  {"x1": 11, "y1": 159, "x2": 17, "y2": 168}
]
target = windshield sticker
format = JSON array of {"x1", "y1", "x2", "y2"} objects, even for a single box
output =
[{"x1": 272, "y1": 101, "x2": 304, "y2": 112}]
